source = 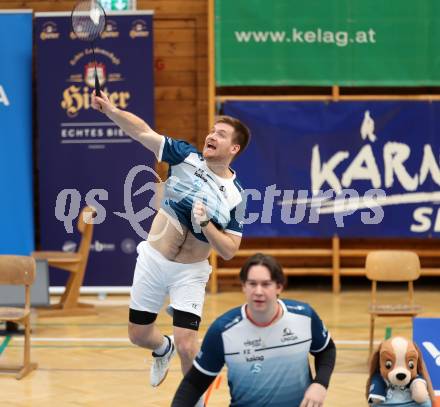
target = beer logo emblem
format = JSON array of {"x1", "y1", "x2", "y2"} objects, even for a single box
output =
[
  {"x1": 102, "y1": 20, "x2": 120, "y2": 39},
  {"x1": 84, "y1": 62, "x2": 106, "y2": 88},
  {"x1": 130, "y1": 19, "x2": 149, "y2": 39},
  {"x1": 40, "y1": 22, "x2": 60, "y2": 40}
]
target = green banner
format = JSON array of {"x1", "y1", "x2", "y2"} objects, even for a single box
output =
[{"x1": 215, "y1": 0, "x2": 440, "y2": 86}]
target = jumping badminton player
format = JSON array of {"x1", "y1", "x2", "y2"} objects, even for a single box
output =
[{"x1": 91, "y1": 92, "x2": 250, "y2": 404}]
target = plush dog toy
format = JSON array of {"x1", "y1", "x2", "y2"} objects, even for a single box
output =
[{"x1": 366, "y1": 336, "x2": 435, "y2": 406}]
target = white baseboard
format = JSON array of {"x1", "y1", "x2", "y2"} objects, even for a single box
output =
[{"x1": 49, "y1": 286, "x2": 131, "y2": 295}]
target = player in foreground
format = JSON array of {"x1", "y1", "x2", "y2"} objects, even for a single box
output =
[{"x1": 172, "y1": 253, "x2": 336, "y2": 407}]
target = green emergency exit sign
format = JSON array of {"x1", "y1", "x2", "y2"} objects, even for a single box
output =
[{"x1": 100, "y1": 0, "x2": 136, "y2": 11}]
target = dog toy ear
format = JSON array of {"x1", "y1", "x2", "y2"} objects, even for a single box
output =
[
  {"x1": 414, "y1": 342, "x2": 436, "y2": 403},
  {"x1": 366, "y1": 347, "x2": 381, "y2": 400}
]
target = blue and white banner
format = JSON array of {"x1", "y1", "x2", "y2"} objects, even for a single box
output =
[
  {"x1": 225, "y1": 101, "x2": 440, "y2": 238},
  {"x1": 413, "y1": 318, "x2": 440, "y2": 400},
  {"x1": 0, "y1": 11, "x2": 34, "y2": 255},
  {"x1": 35, "y1": 12, "x2": 155, "y2": 286}
]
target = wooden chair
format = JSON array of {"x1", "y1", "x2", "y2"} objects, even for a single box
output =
[
  {"x1": 32, "y1": 206, "x2": 97, "y2": 317},
  {"x1": 366, "y1": 250, "x2": 422, "y2": 359},
  {"x1": 0, "y1": 255, "x2": 38, "y2": 379}
]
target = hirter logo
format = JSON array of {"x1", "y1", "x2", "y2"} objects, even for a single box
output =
[{"x1": 84, "y1": 63, "x2": 106, "y2": 88}]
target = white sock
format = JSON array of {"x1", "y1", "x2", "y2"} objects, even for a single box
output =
[{"x1": 153, "y1": 335, "x2": 170, "y2": 356}]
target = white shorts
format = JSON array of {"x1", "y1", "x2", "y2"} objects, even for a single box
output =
[{"x1": 129, "y1": 241, "x2": 212, "y2": 318}]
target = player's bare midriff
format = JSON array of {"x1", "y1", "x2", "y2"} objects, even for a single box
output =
[{"x1": 147, "y1": 209, "x2": 211, "y2": 263}]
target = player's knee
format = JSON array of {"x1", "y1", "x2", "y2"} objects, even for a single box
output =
[
  {"x1": 128, "y1": 326, "x2": 140, "y2": 346},
  {"x1": 128, "y1": 323, "x2": 152, "y2": 346},
  {"x1": 128, "y1": 330, "x2": 139, "y2": 346},
  {"x1": 174, "y1": 336, "x2": 197, "y2": 360},
  {"x1": 128, "y1": 309, "x2": 157, "y2": 346}
]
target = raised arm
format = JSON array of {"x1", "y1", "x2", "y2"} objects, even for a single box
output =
[{"x1": 92, "y1": 91, "x2": 163, "y2": 158}]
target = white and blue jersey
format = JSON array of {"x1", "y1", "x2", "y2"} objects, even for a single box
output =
[
  {"x1": 194, "y1": 299, "x2": 331, "y2": 407},
  {"x1": 368, "y1": 373, "x2": 431, "y2": 407},
  {"x1": 158, "y1": 137, "x2": 245, "y2": 242}
]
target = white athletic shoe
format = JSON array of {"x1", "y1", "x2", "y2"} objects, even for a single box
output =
[{"x1": 150, "y1": 335, "x2": 176, "y2": 387}]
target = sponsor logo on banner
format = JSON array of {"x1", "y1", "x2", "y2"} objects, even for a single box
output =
[
  {"x1": 422, "y1": 342, "x2": 440, "y2": 367},
  {"x1": 60, "y1": 46, "x2": 131, "y2": 148},
  {"x1": 64, "y1": 240, "x2": 115, "y2": 253},
  {"x1": 62, "y1": 240, "x2": 77, "y2": 252},
  {"x1": 309, "y1": 110, "x2": 440, "y2": 233},
  {"x1": 90, "y1": 240, "x2": 116, "y2": 252},
  {"x1": 61, "y1": 47, "x2": 130, "y2": 118},
  {"x1": 215, "y1": 1, "x2": 440, "y2": 86},
  {"x1": 69, "y1": 21, "x2": 121, "y2": 41},
  {"x1": 223, "y1": 101, "x2": 440, "y2": 237},
  {"x1": 35, "y1": 13, "x2": 155, "y2": 285},
  {"x1": 129, "y1": 19, "x2": 149, "y2": 39},
  {"x1": 40, "y1": 22, "x2": 60, "y2": 40},
  {"x1": 101, "y1": 20, "x2": 120, "y2": 39},
  {"x1": 84, "y1": 62, "x2": 106, "y2": 88}
]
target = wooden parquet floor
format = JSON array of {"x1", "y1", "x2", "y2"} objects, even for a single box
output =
[{"x1": 1, "y1": 287, "x2": 439, "y2": 406}]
